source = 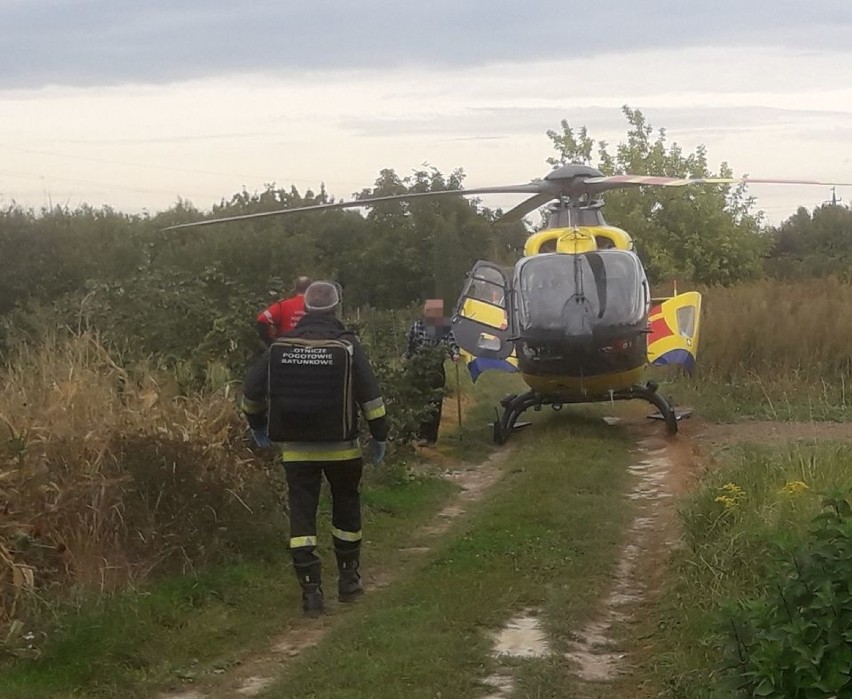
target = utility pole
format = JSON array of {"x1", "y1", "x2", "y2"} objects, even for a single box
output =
[{"x1": 824, "y1": 186, "x2": 843, "y2": 207}]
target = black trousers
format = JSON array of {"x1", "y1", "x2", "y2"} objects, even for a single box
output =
[
  {"x1": 418, "y1": 364, "x2": 446, "y2": 443},
  {"x1": 284, "y1": 459, "x2": 363, "y2": 570}
]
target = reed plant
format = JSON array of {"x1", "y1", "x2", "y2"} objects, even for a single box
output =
[
  {"x1": 0, "y1": 333, "x2": 284, "y2": 653},
  {"x1": 660, "y1": 278, "x2": 852, "y2": 421},
  {"x1": 697, "y1": 278, "x2": 852, "y2": 380}
]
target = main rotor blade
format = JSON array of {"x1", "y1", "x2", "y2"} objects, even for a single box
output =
[
  {"x1": 583, "y1": 174, "x2": 852, "y2": 190},
  {"x1": 161, "y1": 183, "x2": 545, "y2": 231},
  {"x1": 496, "y1": 192, "x2": 556, "y2": 223},
  {"x1": 715, "y1": 177, "x2": 852, "y2": 186},
  {"x1": 583, "y1": 175, "x2": 720, "y2": 187}
]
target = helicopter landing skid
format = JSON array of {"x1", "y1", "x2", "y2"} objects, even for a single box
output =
[
  {"x1": 493, "y1": 391, "x2": 541, "y2": 445},
  {"x1": 626, "y1": 382, "x2": 679, "y2": 435},
  {"x1": 491, "y1": 382, "x2": 678, "y2": 445}
]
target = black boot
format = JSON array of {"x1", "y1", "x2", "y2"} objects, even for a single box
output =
[
  {"x1": 295, "y1": 561, "x2": 324, "y2": 618},
  {"x1": 302, "y1": 584, "x2": 324, "y2": 618},
  {"x1": 336, "y1": 550, "x2": 364, "y2": 603}
]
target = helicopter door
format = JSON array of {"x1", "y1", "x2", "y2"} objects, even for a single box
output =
[
  {"x1": 451, "y1": 261, "x2": 514, "y2": 360},
  {"x1": 647, "y1": 291, "x2": 703, "y2": 373}
]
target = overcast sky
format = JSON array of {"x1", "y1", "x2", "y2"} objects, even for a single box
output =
[{"x1": 2, "y1": 0, "x2": 851, "y2": 224}]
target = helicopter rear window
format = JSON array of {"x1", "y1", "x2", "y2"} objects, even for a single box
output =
[{"x1": 516, "y1": 251, "x2": 646, "y2": 333}]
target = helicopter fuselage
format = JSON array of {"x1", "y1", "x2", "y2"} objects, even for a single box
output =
[
  {"x1": 511, "y1": 244, "x2": 650, "y2": 400},
  {"x1": 453, "y1": 217, "x2": 652, "y2": 402}
]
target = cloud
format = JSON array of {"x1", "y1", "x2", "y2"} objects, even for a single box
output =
[
  {"x1": 340, "y1": 106, "x2": 623, "y2": 138},
  {"x1": 2, "y1": 42, "x2": 849, "y2": 222},
  {"x1": 3, "y1": 0, "x2": 851, "y2": 89},
  {"x1": 340, "y1": 104, "x2": 852, "y2": 144}
]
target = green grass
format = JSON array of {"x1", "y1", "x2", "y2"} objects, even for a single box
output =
[
  {"x1": 257, "y1": 412, "x2": 634, "y2": 699},
  {"x1": 667, "y1": 371, "x2": 852, "y2": 423},
  {"x1": 0, "y1": 474, "x2": 455, "y2": 699},
  {"x1": 440, "y1": 368, "x2": 529, "y2": 462},
  {"x1": 0, "y1": 355, "x2": 514, "y2": 699},
  {"x1": 2, "y1": 369, "x2": 642, "y2": 699},
  {"x1": 1, "y1": 563, "x2": 292, "y2": 699},
  {"x1": 640, "y1": 441, "x2": 852, "y2": 698}
]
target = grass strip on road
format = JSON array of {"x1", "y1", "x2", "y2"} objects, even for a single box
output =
[{"x1": 259, "y1": 412, "x2": 634, "y2": 699}]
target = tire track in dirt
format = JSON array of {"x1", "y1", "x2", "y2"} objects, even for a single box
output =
[
  {"x1": 561, "y1": 416, "x2": 852, "y2": 694},
  {"x1": 158, "y1": 448, "x2": 512, "y2": 699},
  {"x1": 475, "y1": 412, "x2": 701, "y2": 698},
  {"x1": 564, "y1": 432, "x2": 677, "y2": 685},
  {"x1": 562, "y1": 416, "x2": 701, "y2": 694},
  {"x1": 475, "y1": 414, "x2": 852, "y2": 697},
  {"x1": 691, "y1": 419, "x2": 852, "y2": 449},
  {"x1": 473, "y1": 414, "x2": 701, "y2": 698}
]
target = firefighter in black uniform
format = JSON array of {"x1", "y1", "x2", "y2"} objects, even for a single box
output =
[{"x1": 242, "y1": 281, "x2": 388, "y2": 617}]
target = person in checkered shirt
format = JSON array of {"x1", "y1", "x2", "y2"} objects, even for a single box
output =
[{"x1": 404, "y1": 299, "x2": 461, "y2": 445}]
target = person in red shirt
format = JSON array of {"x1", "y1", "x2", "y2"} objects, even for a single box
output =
[{"x1": 256, "y1": 276, "x2": 312, "y2": 345}]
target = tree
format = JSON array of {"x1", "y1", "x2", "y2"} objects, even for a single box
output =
[
  {"x1": 0, "y1": 203, "x2": 143, "y2": 315},
  {"x1": 346, "y1": 166, "x2": 493, "y2": 309},
  {"x1": 767, "y1": 203, "x2": 852, "y2": 279},
  {"x1": 545, "y1": 107, "x2": 768, "y2": 285}
]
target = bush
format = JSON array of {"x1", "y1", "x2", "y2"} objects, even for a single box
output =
[
  {"x1": 349, "y1": 307, "x2": 447, "y2": 449},
  {"x1": 725, "y1": 495, "x2": 852, "y2": 698}
]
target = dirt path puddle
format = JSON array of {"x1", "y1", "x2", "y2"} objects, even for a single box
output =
[
  {"x1": 419, "y1": 451, "x2": 508, "y2": 538},
  {"x1": 494, "y1": 612, "x2": 550, "y2": 658},
  {"x1": 482, "y1": 610, "x2": 550, "y2": 698}
]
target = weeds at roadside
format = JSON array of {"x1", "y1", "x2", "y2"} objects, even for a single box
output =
[
  {"x1": 722, "y1": 494, "x2": 852, "y2": 698},
  {"x1": 0, "y1": 333, "x2": 285, "y2": 658},
  {"x1": 667, "y1": 372, "x2": 852, "y2": 423},
  {"x1": 648, "y1": 442, "x2": 852, "y2": 698}
]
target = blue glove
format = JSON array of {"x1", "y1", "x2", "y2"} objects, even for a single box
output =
[
  {"x1": 251, "y1": 427, "x2": 271, "y2": 448},
  {"x1": 366, "y1": 439, "x2": 386, "y2": 465}
]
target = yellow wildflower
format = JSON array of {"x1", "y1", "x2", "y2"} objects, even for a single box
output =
[
  {"x1": 780, "y1": 481, "x2": 810, "y2": 496},
  {"x1": 715, "y1": 495, "x2": 738, "y2": 509},
  {"x1": 715, "y1": 482, "x2": 746, "y2": 510}
]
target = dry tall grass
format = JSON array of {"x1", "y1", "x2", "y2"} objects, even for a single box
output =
[
  {"x1": 697, "y1": 278, "x2": 852, "y2": 380},
  {"x1": 0, "y1": 333, "x2": 282, "y2": 649}
]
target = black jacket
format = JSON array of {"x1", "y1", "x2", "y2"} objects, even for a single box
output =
[{"x1": 242, "y1": 313, "x2": 388, "y2": 461}]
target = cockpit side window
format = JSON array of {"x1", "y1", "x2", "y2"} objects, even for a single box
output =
[{"x1": 467, "y1": 266, "x2": 506, "y2": 307}]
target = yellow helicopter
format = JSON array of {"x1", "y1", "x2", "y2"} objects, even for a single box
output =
[{"x1": 165, "y1": 163, "x2": 848, "y2": 443}]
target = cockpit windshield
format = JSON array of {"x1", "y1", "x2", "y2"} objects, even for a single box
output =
[{"x1": 516, "y1": 251, "x2": 646, "y2": 336}]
